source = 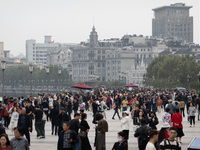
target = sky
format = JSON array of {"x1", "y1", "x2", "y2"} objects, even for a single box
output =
[{"x1": 0, "y1": 0, "x2": 199, "y2": 56}]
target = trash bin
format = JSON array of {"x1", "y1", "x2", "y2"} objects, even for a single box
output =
[{"x1": 188, "y1": 137, "x2": 200, "y2": 150}]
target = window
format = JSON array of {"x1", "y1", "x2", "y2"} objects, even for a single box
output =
[
  {"x1": 98, "y1": 63, "x2": 100, "y2": 67},
  {"x1": 102, "y1": 63, "x2": 105, "y2": 67}
]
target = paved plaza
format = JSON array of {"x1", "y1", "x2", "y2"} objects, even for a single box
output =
[{"x1": 5, "y1": 109, "x2": 200, "y2": 150}]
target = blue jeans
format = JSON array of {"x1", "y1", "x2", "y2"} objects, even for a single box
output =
[
  {"x1": 75, "y1": 142, "x2": 80, "y2": 150},
  {"x1": 41, "y1": 120, "x2": 46, "y2": 137}
]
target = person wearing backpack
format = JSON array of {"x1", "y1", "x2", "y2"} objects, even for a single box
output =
[
  {"x1": 159, "y1": 127, "x2": 181, "y2": 150},
  {"x1": 134, "y1": 119, "x2": 151, "y2": 150}
]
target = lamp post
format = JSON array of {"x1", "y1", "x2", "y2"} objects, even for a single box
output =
[
  {"x1": 58, "y1": 67, "x2": 62, "y2": 93},
  {"x1": 187, "y1": 75, "x2": 191, "y2": 90},
  {"x1": 1, "y1": 61, "x2": 6, "y2": 104},
  {"x1": 45, "y1": 66, "x2": 50, "y2": 94},
  {"x1": 197, "y1": 71, "x2": 200, "y2": 93},
  {"x1": 29, "y1": 64, "x2": 33, "y2": 96}
]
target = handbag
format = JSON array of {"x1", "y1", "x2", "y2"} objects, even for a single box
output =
[{"x1": 78, "y1": 131, "x2": 86, "y2": 138}]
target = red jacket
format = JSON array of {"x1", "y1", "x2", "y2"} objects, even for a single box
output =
[{"x1": 172, "y1": 112, "x2": 183, "y2": 129}]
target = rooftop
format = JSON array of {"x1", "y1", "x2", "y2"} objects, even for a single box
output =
[{"x1": 153, "y1": 3, "x2": 192, "y2": 11}]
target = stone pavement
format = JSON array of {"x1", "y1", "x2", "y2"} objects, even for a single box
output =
[{"x1": 5, "y1": 109, "x2": 200, "y2": 150}]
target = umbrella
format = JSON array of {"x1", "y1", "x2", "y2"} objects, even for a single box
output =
[
  {"x1": 71, "y1": 83, "x2": 92, "y2": 89},
  {"x1": 124, "y1": 83, "x2": 138, "y2": 87}
]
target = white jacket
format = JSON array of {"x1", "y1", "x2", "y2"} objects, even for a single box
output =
[{"x1": 121, "y1": 116, "x2": 129, "y2": 130}]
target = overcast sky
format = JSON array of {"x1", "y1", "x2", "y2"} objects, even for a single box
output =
[{"x1": 0, "y1": 0, "x2": 199, "y2": 56}]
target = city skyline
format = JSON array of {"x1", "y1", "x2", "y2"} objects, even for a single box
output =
[{"x1": 0, "y1": 0, "x2": 199, "y2": 56}]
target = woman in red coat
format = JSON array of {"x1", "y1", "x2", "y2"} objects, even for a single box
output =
[{"x1": 172, "y1": 108, "x2": 184, "y2": 143}]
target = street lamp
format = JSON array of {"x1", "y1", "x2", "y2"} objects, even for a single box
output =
[
  {"x1": 187, "y1": 75, "x2": 191, "y2": 90},
  {"x1": 45, "y1": 66, "x2": 50, "y2": 94},
  {"x1": 197, "y1": 71, "x2": 200, "y2": 93},
  {"x1": 29, "y1": 64, "x2": 33, "y2": 96},
  {"x1": 58, "y1": 67, "x2": 62, "y2": 93},
  {"x1": 1, "y1": 61, "x2": 6, "y2": 104}
]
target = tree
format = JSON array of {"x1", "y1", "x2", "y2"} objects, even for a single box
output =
[{"x1": 145, "y1": 54, "x2": 200, "y2": 89}]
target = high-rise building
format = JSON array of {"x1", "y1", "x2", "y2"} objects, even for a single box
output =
[{"x1": 152, "y1": 3, "x2": 193, "y2": 42}]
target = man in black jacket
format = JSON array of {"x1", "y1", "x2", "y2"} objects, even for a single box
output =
[
  {"x1": 57, "y1": 121, "x2": 78, "y2": 150},
  {"x1": 34, "y1": 106, "x2": 43, "y2": 139},
  {"x1": 50, "y1": 104, "x2": 59, "y2": 135},
  {"x1": 58, "y1": 107, "x2": 69, "y2": 135},
  {"x1": 18, "y1": 108, "x2": 31, "y2": 145},
  {"x1": 73, "y1": 99, "x2": 78, "y2": 114}
]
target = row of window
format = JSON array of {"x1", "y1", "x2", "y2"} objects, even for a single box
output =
[
  {"x1": 33, "y1": 51, "x2": 47, "y2": 53},
  {"x1": 33, "y1": 55, "x2": 47, "y2": 57},
  {"x1": 33, "y1": 58, "x2": 47, "y2": 61}
]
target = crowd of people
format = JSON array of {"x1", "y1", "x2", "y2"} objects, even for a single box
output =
[{"x1": 0, "y1": 87, "x2": 199, "y2": 150}]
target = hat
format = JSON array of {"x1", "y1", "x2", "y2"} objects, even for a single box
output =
[
  {"x1": 124, "y1": 111, "x2": 129, "y2": 115},
  {"x1": 162, "y1": 122, "x2": 170, "y2": 128}
]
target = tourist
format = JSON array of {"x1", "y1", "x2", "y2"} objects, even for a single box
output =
[
  {"x1": 57, "y1": 121, "x2": 78, "y2": 150},
  {"x1": 156, "y1": 96, "x2": 163, "y2": 113},
  {"x1": 148, "y1": 111, "x2": 159, "y2": 130},
  {"x1": 159, "y1": 127, "x2": 181, "y2": 150},
  {"x1": 58, "y1": 107, "x2": 69, "y2": 135},
  {"x1": 106, "y1": 95, "x2": 111, "y2": 110},
  {"x1": 120, "y1": 111, "x2": 129, "y2": 141},
  {"x1": 112, "y1": 131, "x2": 128, "y2": 150},
  {"x1": 69, "y1": 113, "x2": 85, "y2": 150},
  {"x1": 134, "y1": 119, "x2": 151, "y2": 150},
  {"x1": 67, "y1": 99, "x2": 72, "y2": 121},
  {"x1": 172, "y1": 108, "x2": 184, "y2": 143},
  {"x1": 1, "y1": 104, "x2": 10, "y2": 128},
  {"x1": 156, "y1": 123, "x2": 170, "y2": 149},
  {"x1": 100, "y1": 98, "x2": 108, "y2": 119},
  {"x1": 17, "y1": 108, "x2": 31, "y2": 145},
  {"x1": 10, "y1": 127, "x2": 30, "y2": 150},
  {"x1": 162, "y1": 108, "x2": 171, "y2": 126},
  {"x1": 0, "y1": 134, "x2": 12, "y2": 150},
  {"x1": 41, "y1": 99, "x2": 49, "y2": 121},
  {"x1": 121, "y1": 98, "x2": 128, "y2": 115},
  {"x1": 79, "y1": 100, "x2": 85, "y2": 113},
  {"x1": 34, "y1": 106, "x2": 43, "y2": 139},
  {"x1": 145, "y1": 130, "x2": 159, "y2": 150},
  {"x1": 80, "y1": 113, "x2": 92, "y2": 150},
  {"x1": 179, "y1": 100, "x2": 185, "y2": 117},
  {"x1": 96, "y1": 114, "x2": 108, "y2": 150},
  {"x1": 50, "y1": 104, "x2": 59, "y2": 135},
  {"x1": 10, "y1": 107, "x2": 19, "y2": 132},
  {"x1": 188, "y1": 103, "x2": 196, "y2": 127},
  {"x1": 40, "y1": 110, "x2": 46, "y2": 138},
  {"x1": 73, "y1": 99, "x2": 79, "y2": 114},
  {"x1": 112, "y1": 99, "x2": 121, "y2": 120},
  {"x1": 26, "y1": 101, "x2": 34, "y2": 133}
]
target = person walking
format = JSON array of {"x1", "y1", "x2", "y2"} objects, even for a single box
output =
[
  {"x1": 96, "y1": 114, "x2": 108, "y2": 150},
  {"x1": 121, "y1": 98, "x2": 128, "y2": 115},
  {"x1": 41, "y1": 99, "x2": 49, "y2": 121},
  {"x1": 17, "y1": 108, "x2": 31, "y2": 145},
  {"x1": 58, "y1": 107, "x2": 69, "y2": 135},
  {"x1": 34, "y1": 106, "x2": 43, "y2": 139},
  {"x1": 10, "y1": 127, "x2": 30, "y2": 150},
  {"x1": 73, "y1": 99, "x2": 79, "y2": 114},
  {"x1": 57, "y1": 121, "x2": 78, "y2": 150},
  {"x1": 188, "y1": 103, "x2": 196, "y2": 127},
  {"x1": 148, "y1": 111, "x2": 159, "y2": 130},
  {"x1": 1, "y1": 104, "x2": 10, "y2": 128},
  {"x1": 0, "y1": 134, "x2": 12, "y2": 150},
  {"x1": 67, "y1": 99, "x2": 72, "y2": 121},
  {"x1": 79, "y1": 100, "x2": 85, "y2": 114},
  {"x1": 112, "y1": 100, "x2": 121, "y2": 120},
  {"x1": 172, "y1": 108, "x2": 184, "y2": 143},
  {"x1": 80, "y1": 113, "x2": 92, "y2": 150},
  {"x1": 162, "y1": 108, "x2": 171, "y2": 126},
  {"x1": 179, "y1": 100, "x2": 185, "y2": 117},
  {"x1": 50, "y1": 104, "x2": 59, "y2": 135},
  {"x1": 40, "y1": 110, "x2": 46, "y2": 138},
  {"x1": 10, "y1": 107, "x2": 19, "y2": 132},
  {"x1": 156, "y1": 97, "x2": 163, "y2": 113},
  {"x1": 120, "y1": 111, "x2": 129, "y2": 141}
]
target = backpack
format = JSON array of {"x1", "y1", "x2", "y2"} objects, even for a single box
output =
[
  {"x1": 163, "y1": 139, "x2": 180, "y2": 150},
  {"x1": 138, "y1": 126, "x2": 151, "y2": 148}
]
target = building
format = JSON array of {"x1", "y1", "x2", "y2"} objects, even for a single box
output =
[
  {"x1": 0, "y1": 42, "x2": 4, "y2": 59},
  {"x1": 152, "y1": 3, "x2": 193, "y2": 43},
  {"x1": 26, "y1": 36, "x2": 60, "y2": 66},
  {"x1": 47, "y1": 48, "x2": 73, "y2": 73}
]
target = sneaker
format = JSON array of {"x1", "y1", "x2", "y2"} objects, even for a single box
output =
[
  {"x1": 51, "y1": 132, "x2": 53, "y2": 135},
  {"x1": 112, "y1": 118, "x2": 115, "y2": 120}
]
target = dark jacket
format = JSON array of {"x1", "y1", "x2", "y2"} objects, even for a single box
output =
[
  {"x1": 50, "y1": 108, "x2": 59, "y2": 125},
  {"x1": 148, "y1": 116, "x2": 159, "y2": 129},
  {"x1": 57, "y1": 130, "x2": 78, "y2": 150},
  {"x1": 73, "y1": 101, "x2": 79, "y2": 111},
  {"x1": 18, "y1": 114, "x2": 31, "y2": 129},
  {"x1": 96, "y1": 119, "x2": 108, "y2": 133},
  {"x1": 58, "y1": 113, "x2": 69, "y2": 127},
  {"x1": 69, "y1": 119, "x2": 87, "y2": 134},
  {"x1": 112, "y1": 141, "x2": 128, "y2": 150}
]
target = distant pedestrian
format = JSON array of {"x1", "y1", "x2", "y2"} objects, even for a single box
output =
[
  {"x1": 34, "y1": 106, "x2": 43, "y2": 139},
  {"x1": 58, "y1": 107, "x2": 69, "y2": 135},
  {"x1": 50, "y1": 104, "x2": 59, "y2": 135},
  {"x1": 188, "y1": 103, "x2": 196, "y2": 127},
  {"x1": 120, "y1": 111, "x2": 129, "y2": 141}
]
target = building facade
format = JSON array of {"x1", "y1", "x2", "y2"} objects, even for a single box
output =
[{"x1": 152, "y1": 3, "x2": 193, "y2": 43}]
